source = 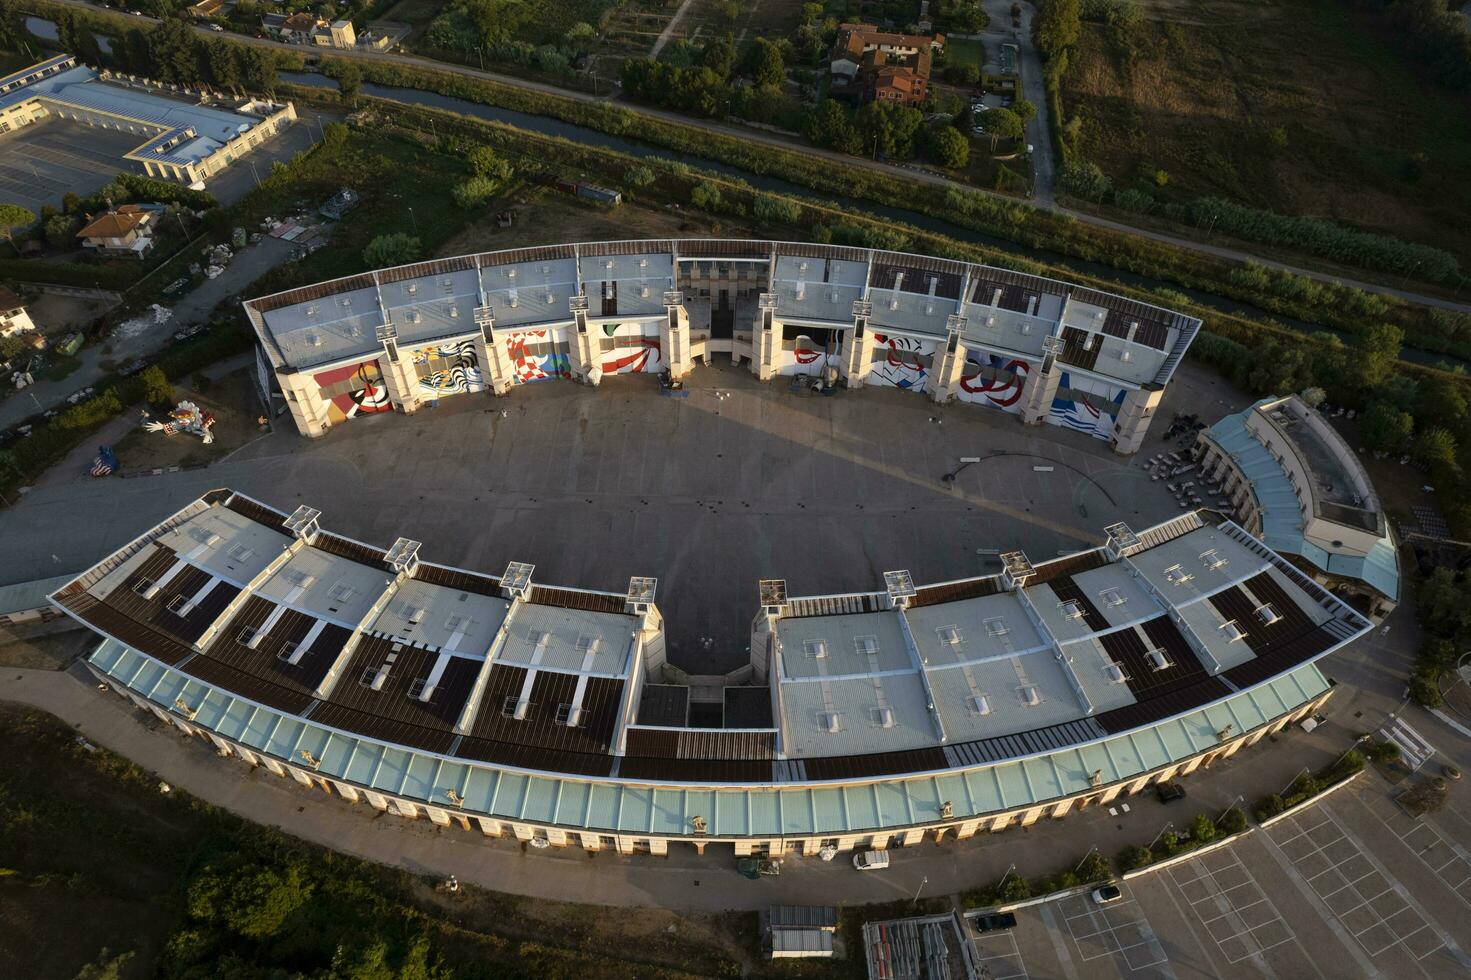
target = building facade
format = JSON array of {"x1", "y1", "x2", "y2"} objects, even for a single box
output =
[
  {"x1": 1196, "y1": 396, "x2": 1399, "y2": 619},
  {"x1": 55, "y1": 491, "x2": 1367, "y2": 856},
  {"x1": 0, "y1": 55, "x2": 296, "y2": 187},
  {"x1": 242, "y1": 240, "x2": 1201, "y2": 455},
  {"x1": 0, "y1": 286, "x2": 36, "y2": 337}
]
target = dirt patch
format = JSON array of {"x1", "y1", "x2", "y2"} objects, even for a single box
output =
[
  {"x1": 24, "y1": 292, "x2": 120, "y2": 338},
  {"x1": 107, "y1": 368, "x2": 266, "y2": 474},
  {"x1": 0, "y1": 626, "x2": 94, "y2": 670}
]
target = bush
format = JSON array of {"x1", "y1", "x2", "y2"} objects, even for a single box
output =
[
  {"x1": 690, "y1": 181, "x2": 723, "y2": 213},
  {"x1": 1117, "y1": 845, "x2": 1154, "y2": 872},
  {"x1": 362, "y1": 233, "x2": 422, "y2": 269},
  {"x1": 452, "y1": 176, "x2": 502, "y2": 209},
  {"x1": 1253, "y1": 794, "x2": 1286, "y2": 822},
  {"x1": 140, "y1": 365, "x2": 173, "y2": 409},
  {"x1": 1218, "y1": 807, "x2": 1247, "y2": 835},
  {"x1": 1076, "y1": 850, "x2": 1113, "y2": 883},
  {"x1": 752, "y1": 195, "x2": 801, "y2": 225},
  {"x1": 1367, "y1": 739, "x2": 1401, "y2": 764},
  {"x1": 624, "y1": 164, "x2": 656, "y2": 188},
  {"x1": 1188, "y1": 812, "x2": 1218, "y2": 845}
]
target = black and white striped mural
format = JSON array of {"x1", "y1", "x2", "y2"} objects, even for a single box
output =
[{"x1": 411, "y1": 341, "x2": 485, "y2": 396}]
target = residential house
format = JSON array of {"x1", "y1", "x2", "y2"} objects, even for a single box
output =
[
  {"x1": 830, "y1": 23, "x2": 944, "y2": 80},
  {"x1": 76, "y1": 206, "x2": 156, "y2": 258},
  {"x1": 262, "y1": 12, "x2": 329, "y2": 44},
  {"x1": 313, "y1": 20, "x2": 357, "y2": 48},
  {"x1": 829, "y1": 24, "x2": 939, "y2": 106},
  {"x1": 0, "y1": 286, "x2": 36, "y2": 337},
  {"x1": 869, "y1": 60, "x2": 929, "y2": 106}
]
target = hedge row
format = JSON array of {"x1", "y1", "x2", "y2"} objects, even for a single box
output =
[{"x1": 1252, "y1": 750, "x2": 1366, "y2": 822}]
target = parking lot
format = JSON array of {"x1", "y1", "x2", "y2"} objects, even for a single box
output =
[{"x1": 964, "y1": 775, "x2": 1471, "y2": 979}]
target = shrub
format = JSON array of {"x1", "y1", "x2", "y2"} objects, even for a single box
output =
[
  {"x1": 624, "y1": 164, "x2": 656, "y2": 188},
  {"x1": 690, "y1": 181, "x2": 723, "y2": 213},
  {"x1": 452, "y1": 176, "x2": 502, "y2": 209},
  {"x1": 1252, "y1": 794, "x2": 1286, "y2": 822},
  {"x1": 1076, "y1": 850, "x2": 1112, "y2": 883},
  {"x1": 1117, "y1": 845, "x2": 1153, "y2": 872},
  {"x1": 1189, "y1": 812, "x2": 1218, "y2": 845},
  {"x1": 997, "y1": 874, "x2": 1031, "y2": 902},
  {"x1": 752, "y1": 195, "x2": 801, "y2": 225},
  {"x1": 1368, "y1": 739, "x2": 1401, "y2": 764},
  {"x1": 362, "y1": 233, "x2": 422, "y2": 269},
  {"x1": 140, "y1": 365, "x2": 173, "y2": 408},
  {"x1": 1218, "y1": 807, "x2": 1247, "y2": 835}
]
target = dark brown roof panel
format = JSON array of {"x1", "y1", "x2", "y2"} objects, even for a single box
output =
[{"x1": 527, "y1": 586, "x2": 627, "y2": 615}]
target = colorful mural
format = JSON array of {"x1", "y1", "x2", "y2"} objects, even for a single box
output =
[
  {"x1": 958, "y1": 353, "x2": 1030, "y2": 414},
  {"x1": 869, "y1": 333, "x2": 934, "y2": 390},
  {"x1": 314, "y1": 359, "x2": 391, "y2": 424},
  {"x1": 779, "y1": 333, "x2": 842, "y2": 376},
  {"x1": 503, "y1": 328, "x2": 572, "y2": 384},
  {"x1": 600, "y1": 321, "x2": 662, "y2": 374},
  {"x1": 411, "y1": 340, "x2": 485, "y2": 397},
  {"x1": 1049, "y1": 371, "x2": 1127, "y2": 441}
]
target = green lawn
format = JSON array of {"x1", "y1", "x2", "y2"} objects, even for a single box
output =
[{"x1": 945, "y1": 36, "x2": 986, "y2": 70}]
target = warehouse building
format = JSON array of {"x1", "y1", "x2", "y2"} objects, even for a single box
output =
[
  {"x1": 0, "y1": 55, "x2": 296, "y2": 187},
  {"x1": 242, "y1": 240, "x2": 1201, "y2": 455},
  {"x1": 54, "y1": 490, "x2": 1368, "y2": 856}
]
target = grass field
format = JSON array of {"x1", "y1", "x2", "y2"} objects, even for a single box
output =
[
  {"x1": 1059, "y1": 0, "x2": 1471, "y2": 261},
  {"x1": 945, "y1": 36, "x2": 986, "y2": 70}
]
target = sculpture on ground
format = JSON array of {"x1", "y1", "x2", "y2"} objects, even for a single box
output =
[{"x1": 142, "y1": 400, "x2": 216, "y2": 445}]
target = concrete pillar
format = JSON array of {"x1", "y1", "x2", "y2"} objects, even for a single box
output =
[
  {"x1": 753, "y1": 294, "x2": 779, "y2": 381},
  {"x1": 568, "y1": 297, "x2": 594, "y2": 381},
  {"x1": 1020, "y1": 335, "x2": 1065, "y2": 425},
  {"x1": 844, "y1": 302, "x2": 875, "y2": 387},
  {"x1": 1111, "y1": 384, "x2": 1165, "y2": 455},
  {"x1": 475, "y1": 308, "x2": 513, "y2": 395},
  {"x1": 616, "y1": 837, "x2": 637, "y2": 855},
  {"x1": 276, "y1": 368, "x2": 332, "y2": 437},
  {"x1": 1050, "y1": 798, "x2": 1073, "y2": 819},
  {"x1": 377, "y1": 339, "x2": 420, "y2": 414},
  {"x1": 478, "y1": 817, "x2": 503, "y2": 836},
  {"x1": 649, "y1": 838, "x2": 668, "y2": 856},
  {"x1": 929, "y1": 318, "x2": 967, "y2": 403},
  {"x1": 661, "y1": 293, "x2": 694, "y2": 378},
  {"x1": 990, "y1": 814, "x2": 1011, "y2": 832},
  {"x1": 694, "y1": 840, "x2": 706, "y2": 855}
]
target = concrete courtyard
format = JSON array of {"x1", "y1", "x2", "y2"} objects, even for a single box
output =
[{"x1": 2, "y1": 359, "x2": 1188, "y2": 674}]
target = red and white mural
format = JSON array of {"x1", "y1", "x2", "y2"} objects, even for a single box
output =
[
  {"x1": 958, "y1": 352, "x2": 1030, "y2": 415},
  {"x1": 600, "y1": 321, "x2": 662, "y2": 374},
  {"x1": 779, "y1": 332, "x2": 842, "y2": 376},
  {"x1": 502, "y1": 327, "x2": 572, "y2": 384},
  {"x1": 314, "y1": 359, "x2": 391, "y2": 424}
]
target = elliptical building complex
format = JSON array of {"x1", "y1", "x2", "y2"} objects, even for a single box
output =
[
  {"x1": 243, "y1": 240, "x2": 1201, "y2": 454},
  {"x1": 54, "y1": 490, "x2": 1369, "y2": 856}
]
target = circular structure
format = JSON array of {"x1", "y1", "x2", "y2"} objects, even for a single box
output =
[{"x1": 43, "y1": 242, "x2": 1377, "y2": 858}]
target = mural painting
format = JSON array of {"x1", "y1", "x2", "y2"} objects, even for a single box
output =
[
  {"x1": 780, "y1": 333, "x2": 842, "y2": 376},
  {"x1": 869, "y1": 333, "x2": 934, "y2": 390},
  {"x1": 600, "y1": 321, "x2": 662, "y2": 374},
  {"x1": 503, "y1": 328, "x2": 572, "y2": 384},
  {"x1": 314, "y1": 359, "x2": 391, "y2": 424},
  {"x1": 958, "y1": 353, "x2": 1030, "y2": 414},
  {"x1": 1049, "y1": 371, "x2": 1127, "y2": 440},
  {"x1": 411, "y1": 340, "x2": 485, "y2": 397}
]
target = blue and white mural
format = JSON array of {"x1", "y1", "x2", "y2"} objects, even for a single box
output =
[{"x1": 1049, "y1": 371, "x2": 1127, "y2": 440}]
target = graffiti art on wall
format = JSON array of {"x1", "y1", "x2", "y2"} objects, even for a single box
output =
[
  {"x1": 412, "y1": 341, "x2": 485, "y2": 396},
  {"x1": 780, "y1": 333, "x2": 842, "y2": 376},
  {"x1": 1049, "y1": 371, "x2": 1127, "y2": 440},
  {"x1": 314, "y1": 359, "x2": 391, "y2": 424},
  {"x1": 958, "y1": 353, "x2": 1030, "y2": 413},
  {"x1": 600, "y1": 321, "x2": 662, "y2": 374},
  {"x1": 503, "y1": 328, "x2": 572, "y2": 384},
  {"x1": 869, "y1": 333, "x2": 934, "y2": 390}
]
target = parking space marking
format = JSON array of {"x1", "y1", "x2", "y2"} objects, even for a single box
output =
[
  {"x1": 1268, "y1": 804, "x2": 1459, "y2": 966},
  {"x1": 1058, "y1": 891, "x2": 1170, "y2": 971},
  {"x1": 1355, "y1": 788, "x2": 1471, "y2": 909},
  {"x1": 968, "y1": 928, "x2": 1028, "y2": 980},
  {"x1": 1168, "y1": 849, "x2": 1295, "y2": 964}
]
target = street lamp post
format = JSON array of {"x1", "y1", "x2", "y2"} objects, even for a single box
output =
[
  {"x1": 1074, "y1": 845, "x2": 1100, "y2": 875},
  {"x1": 1331, "y1": 733, "x2": 1373, "y2": 772},
  {"x1": 1279, "y1": 766, "x2": 1311, "y2": 798},
  {"x1": 1148, "y1": 821, "x2": 1174, "y2": 852},
  {"x1": 1213, "y1": 796, "x2": 1244, "y2": 828},
  {"x1": 408, "y1": 207, "x2": 419, "y2": 236},
  {"x1": 913, "y1": 875, "x2": 929, "y2": 907}
]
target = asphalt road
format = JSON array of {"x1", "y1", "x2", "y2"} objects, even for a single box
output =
[{"x1": 32, "y1": 0, "x2": 1471, "y2": 316}]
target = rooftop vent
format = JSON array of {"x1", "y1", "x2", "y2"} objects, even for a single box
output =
[
  {"x1": 327, "y1": 582, "x2": 356, "y2": 603},
  {"x1": 819, "y1": 710, "x2": 841, "y2": 733},
  {"x1": 132, "y1": 577, "x2": 155, "y2": 597},
  {"x1": 1061, "y1": 600, "x2": 1085, "y2": 621},
  {"x1": 227, "y1": 543, "x2": 254, "y2": 563},
  {"x1": 360, "y1": 665, "x2": 388, "y2": 691},
  {"x1": 236, "y1": 626, "x2": 258, "y2": 647},
  {"x1": 1104, "y1": 662, "x2": 1127, "y2": 684},
  {"x1": 937, "y1": 625, "x2": 963, "y2": 647},
  {"x1": 854, "y1": 635, "x2": 879, "y2": 656},
  {"x1": 276, "y1": 640, "x2": 301, "y2": 664},
  {"x1": 1020, "y1": 685, "x2": 1041, "y2": 707},
  {"x1": 984, "y1": 616, "x2": 1009, "y2": 637},
  {"x1": 407, "y1": 283, "x2": 418, "y2": 295},
  {"x1": 1199, "y1": 549, "x2": 1228, "y2": 572},
  {"x1": 1099, "y1": 588, "x2": 1126, "y2": 608},
  {"x1": 967, "y1": 694, "x2": 991, "y2": 716},
  {"x1": 1147, "y1": 649, "x2": 1172, "y2": 672},
  {"x1": 804, "y1": 639, "x2": 828, "y2": 660},
  {"x1": 405, "y1": 605, "x2": 426, "y2": 624},
  {"x1": 166, "y1": 594, "x2": 192, "y2": 616},
  {"x1": 1164, "y1": 564, "x2": 1193, "y2": 586},
  {"x1": 1220, "y1": 620, "x2": 1247, "y2": 643},
  {"x1": 501, "y1": 695, "x2": 529, "y2": 720},
  {"x1": 576, "y1": 634, "x2": 602, "y2": 656},
  {"x1": 1254, "y1": 603, "x2": 1282, "y2": 626},
  {"x1": 555, "y1": 703, "x2": 584, "y2": 727},
  {"x1": 408, "y1": 677, "x2": 434, "y2": 702},
  {"x1": 871, "y1": 706, "x2": 895, "y2": 729}
]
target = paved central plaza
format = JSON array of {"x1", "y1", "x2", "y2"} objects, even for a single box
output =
[{"x1": 3, "y1": 361, "x2": 1184, "y2": 673}]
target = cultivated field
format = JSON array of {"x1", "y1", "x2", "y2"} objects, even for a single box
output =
[{"x1": 1059, "y1": 0, "x2": 1471, "y2": 261}]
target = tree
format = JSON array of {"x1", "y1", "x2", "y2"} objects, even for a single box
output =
[
  {"x1": 141, "y1": 365, "x2": 174, "y2": 409},
  {"x1": 363, "y1": 233, "x2": 422, "y2": 269},
  {"x1": 1033, "y1": 0, "x2": 1082, "y2": 61},
  {"x1": 1352, "y1": 323, "x2": 1404, "y2": 391},
  {"x1": 805, "y1": 99, "x2": 860, "y2": 154},
  {"x1": 928, "y1": 126, "x2": 970, "y2": 169},
  {"x1": 188, "y1": 863, "x2": 312, "y2": 939},
  {"x1": 984, "y1": 107, "x2": 1022, "y2": 150},
  {"x1": 328, "y1": 60, "x2": 362, "y2": 103},
  {"x1": 624, "y1": 164, "x2": 656, "y2": 188},
  {"x1": 43, "y1": 213, "x2": 79, "y2": 249},
  {"x1": 1415, "y1": 376, "x2": 1468, "y2": 432},
  {"x1": 1011, "y1": 98, "x2": 1037, "y2": 125},
  {"x1": 0, "y1": 203, "x2": 34, "y2": 255},
  {"x1": 149, "y1": 19, "x2": 203, "y2": 87},
  {"x1": 1359, "y1": 400, "x2": 1414, "y2": 454},
  {"x1": 1412, "y1": 426, "x2": 1458, "y2": 471},
  {"x1": 566, "y1": 21, "x2": 598, "y2": 58},
  {"x1": 1399, "y1": 777, "x2": 1449, "y2": 817},
  {"x1": 698, "y1": 36, "x2": 734, "y2": 78},
  {"x1": 452, "y1": 177, "x2": 501, "y2": 208},
  {"x1": 855, "y1": 101, "x2": 896, "y2": 158},
  {"x1": 57, "y1": 13, "x2": 103, "y2": 67},
  {"x1": 744, "y1": 37, "x2": 785, "y2": 87},
  {"x1": 206, "y1": 39, "x2": 242, "y2": 93}
]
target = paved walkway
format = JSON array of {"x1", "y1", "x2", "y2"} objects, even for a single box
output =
[{"x1": 0, "y1": 656, "x2": 1384, "y2": 912}]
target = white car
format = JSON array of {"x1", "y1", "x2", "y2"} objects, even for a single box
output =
[
  {"x1": 210, "y1": 23, "x2": 224, "y2": 31},
  {"x1": 1091, "y1": 884, "x2": 1123, "y2": 905},
  {"x1": 853, "y1": 850, "x2": 890, "y2": 871}
]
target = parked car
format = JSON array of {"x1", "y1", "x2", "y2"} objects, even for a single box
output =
[
  {"x1": 973, "y1": 912, "x2": 1018, "y2": 933},
  {"x1": 210, "y1": 23, "x2": 224, "y2": 31},
  {"x1": 1156, "y1": 781, "x2": 1187, "y2": 804},
  {"x1": 1091, "y1": 884, "x2": 1123, "y2": 905},
  {"x1": 852, "y1": 850, "x2": 890, "y2": 871}
]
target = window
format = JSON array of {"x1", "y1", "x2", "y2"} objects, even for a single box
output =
[
  {"x1": 1254, "y1": 603, "x2": 1282, "y2": 626},
  {"x1": 277, "y1": 640, "x2": 300, "y2": 663},
  {"x1": 501, "y1": 695, "x2": 521, "y2": 718},
  {"x1": 854, "y1": 635, "x2": 879, "y2": 656},
  {"x1": 818, "y1": 710, "x2": 841, "y2": 733},
  {"x1": 236, "y1": 626, "x2": 258, "y2": 646},
  {"x1": 870, "y1": 706, "x2": 895, "y2": 728},
  {"x1": 967, "y1": 694, "x2": 991, "y2": 716},
  {"x1": 1199, "y1": 549, "x2": 1228, "y2": 571},
  {"x1": 227, "y1": 543, "x2": 254, "y2": 563},
  {"x1": 1061, "y1": 600, "x2": 1084, "y2": 621},
  {"x1": 936, "y1": 625, "x2": 963, "y2": 647},
  {"x1": 575, "y1": 634, "x2": 602, "y2": 656},
  {"x1": 359, "y1": 666, "x2": 381, "y2": 686},
  {"x1": 1099, "y1": 588, "x2": 1126, "y2": 608},
  {"x1": 1147, "y1": 649, "x2": 1172, "y2": 671},
  {"x1": 984, "y1": 617, "x2": 1009, "y2": 637},
  {"x1": 408, "y1": 677, "x2": 431, "y2": 701},
  {"x1": 328, "y1": 582, "x2": 356, "y2": 602},
  {"x1": 166, "y1": 594, "x2": 191, "y2": 615},
  {"x1": 131, "y1": 577, "x2": 155, "y2": 596},
  {"x1": 804, "y1": 639, "x2": 828, "y2": 660},
  {"x1": 1220, "y1": 621, "x2": 1247, "y2": 643},
  {"x1": 1104, "y1": 662, "x2": 1127, "y2": 684},
  {"x1": 555, "y1": 703, "x2": 581, "y2": 726},
  {"x1": 1164, "y1": 564, "x2": 1193, "y2": 586}
]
